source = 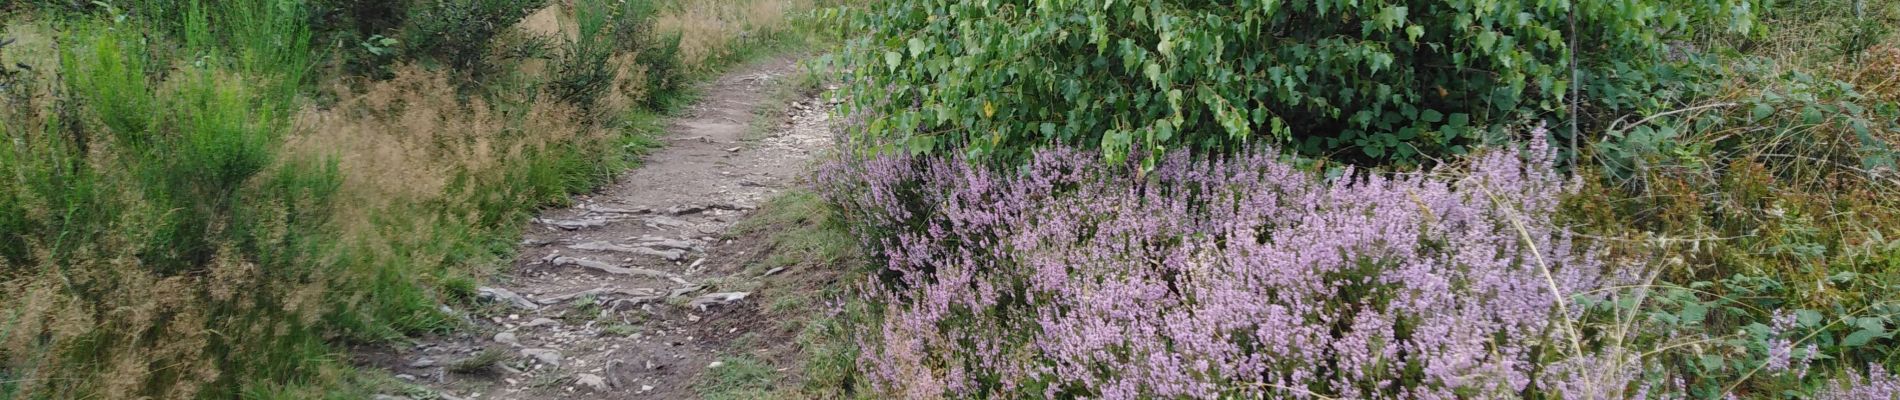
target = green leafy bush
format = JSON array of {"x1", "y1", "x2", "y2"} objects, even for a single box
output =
[
  {"x1": 402, "y1": 0, "x2": 539, "y2": 76},
  {"x1": 637, "y1": 31, "x2": 686, "y2": 108},
  {"x1": 548, "y1": 0, "x2": 685, "y2": 112},
  {"x1": 834, "y1": 0, "x2": 1763, "y2": 166}
]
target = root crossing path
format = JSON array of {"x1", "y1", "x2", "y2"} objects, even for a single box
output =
[{"x1": 373, "y1": 57, "x2": 835, "y2": 400}]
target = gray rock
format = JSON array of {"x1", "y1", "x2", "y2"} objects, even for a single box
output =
[
  {"x1": 689, "y1": 292, "x2": 751, "y2": 310},
  {"x1": 635, "y1": 237, "x2": 698, "y2": 252},
  {"x1": 408, "y1": 357, "x2": 438, "y2": 368},
  {"x1": 537, "y1": 218, "x2": 610, "y2": 230},
  {"x1": 644, "y1": 215, "x2": 689, "y2": 228},
  {"x1": 575, "y1": 373, "x2": 610, "y2": 391},
  {"x1": 476, "y1": 287, "x2": 541, "y2": 311},
  {"x1": 564, "y1": 243, "x2": 687, "y2": 261},
  {"x1": 666, "y1": 204, "x2": 709, "y2": 216},
  {"x1": 494, "y1": 331, "x2": 520, "y2": 346},
  {"x1": 584, "y1": 204, "x2": 649, "y2": 214},
  {"x1": 551, "y1": 256, "x2": 688, "y2": 278},
  {"x1": 521, "y1": 348, "x2": 563, "y2": 367},
  {"x1": 668, "y1": 285, "x2": 705, "y2": 298},
  {"x1": 523, "y1": 318, "x2": 559, "y2": 328}
]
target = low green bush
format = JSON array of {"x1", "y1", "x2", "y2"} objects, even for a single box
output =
[
  {"x1": 832, "y1": 0, "x2": 1763, "y2": 167},
  {"x1": 402, "y1": 0, "x2": 539, "y2": 77},
  {"x1": 548, "y1": 0, "x2": 685, "y2": 113}
]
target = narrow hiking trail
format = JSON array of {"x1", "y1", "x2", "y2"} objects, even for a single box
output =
[{"x1": 364, "y1": 57, "x2": 835, "y2": 400}]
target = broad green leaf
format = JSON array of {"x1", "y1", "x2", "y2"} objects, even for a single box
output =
[
  {"x1": 1843, "y1": 328, "x2": 1882, "y2": 347},
  {"x1": 1680, "y1": 303, "x2": 1709, "y2": 325},
  {"x1": 1751, "y1": 103, "x2": 1773, "y2": 122},
  {"x1": 908, "y1": 38, "x2": 927, "y2": 57},
  {"x1": 1796, "y1": 309, "x2": 1823, "y2": 327},
  {"x1": 1448, "y1": 113, "x2": 1469, "y2": 128},
  {"x1": 1476, "y1": 31, "x2": 1498, "y2": 51},
  {"x1": 1376, "y1": 6, "x2": 1408, "y2": 30},
  {"x1": 1698, "y1": 354, "x2": 1724, "y2": 372},
  {"x1": 1858, "y1": 317, "x2": 1886, "y2": 332}
]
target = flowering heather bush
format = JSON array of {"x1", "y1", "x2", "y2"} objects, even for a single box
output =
[{"x1": 819, "y1": 127, "x2": 1899, "y2": 398}]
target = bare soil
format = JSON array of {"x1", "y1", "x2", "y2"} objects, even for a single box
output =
[{"x1": 356, "y1": 56, "x2": 836, "y2": 400}]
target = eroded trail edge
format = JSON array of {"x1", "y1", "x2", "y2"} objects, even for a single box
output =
[{"x1": 372, "y1": 57, "x2": 834, "y2": 400}]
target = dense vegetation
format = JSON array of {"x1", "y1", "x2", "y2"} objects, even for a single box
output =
[
  {"x1": 0, "y1": 0, "x2": 807, "y2": 397},
  {"x1": 809, "y1": 0, "x2": 1900, "y2": 398},
  {"x1": 3, "y1": 0, "x2": 1898, "y2": 398},
  {"x1": 831, "y1": 0, "x2": 1769, "y2": 166}
]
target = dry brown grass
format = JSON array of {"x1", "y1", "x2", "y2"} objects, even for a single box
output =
[
  {"x1": 285, "y1": 65, "x2": 607, "y2": 233},
  {"x1": 516, "y1": 1, "x2": 578, "y2": 41},
  {"x1": 1842, "y1": 44, "x2": 1900, "y2": 102},
  {"x1": 0, "y1": 197, "x2": 324, "y2": 399},
  {"x1": 657, "y1": 0, "x2": 807, "y2": 69}
]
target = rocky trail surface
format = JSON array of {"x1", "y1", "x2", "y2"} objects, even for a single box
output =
[{"x1": 362, "y1": 56, "x2": 836, "y2": 400}]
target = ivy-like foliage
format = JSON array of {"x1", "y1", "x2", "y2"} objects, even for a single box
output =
[{"x1": 835, "y1": 0, "x2": 1763, "y2": 166}]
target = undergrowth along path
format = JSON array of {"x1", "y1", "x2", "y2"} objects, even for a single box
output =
[{"x1": 371, "y1": 56, "x2": 834, "y2": 400}]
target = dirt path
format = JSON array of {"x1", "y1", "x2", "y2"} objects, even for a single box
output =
[{"x1": 365, "y1": 56, "x2": 834, "y2": 400}]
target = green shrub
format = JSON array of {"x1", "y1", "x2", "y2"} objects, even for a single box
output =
[
  {"x1": 311, "y1": 0, "x2": 409, "y2": 37},
  {"x1": 550, "y1": 0, "x2": 655, "y2": 112},
  {"x1": 2, "y1": 11, "x2": 348, "y2": 397},
  {"x1": 56, "y1": 3, "x2": 311, "y2": 275},
  {"x1": 402, "y1": 0, "x2": 539, "y2": 77},
  {"x1": 638, "y1": 31, "x2": 686, "y2": 109},
  {"x1": 544, "y1": 0, "x2": 688, "y2": 113},
  {"x1": 834, "y1": 0, "x2": 1763, "y2": 166}
]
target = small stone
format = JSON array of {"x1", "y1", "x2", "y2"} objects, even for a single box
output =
[
  {"x1": 408, "y1": 358, "x2": 438, "y2": 368},
  {"x1": 575, "y1": 373, "x2": 610, "y2": 391},
  {"x1": 522, "y1": 348, "x2": 563, "y2": 367},
  {"x1": 688, "y1": 292, "x2": 751, "y2": 310},
  {"x1": 523, "y1": 318, "x2": 559, "y2": 328},
  {"x1": 707, "y1": 361, "x2": 725, "y2": 369},
  {"x1": 494, "y1": 331, "x2": 520, "y2": 346},
  {"x1": 508, "y1": 314, "x2": 519, "y2": 320},
  {"x1": 394, "y1": 374, "x2": 418, "y2": 381},
  {"x1": 724, "y1": 146, "x2": 742, "y2": 152},
  {"x1": 477, "y1": 287, "x2": 541, "y2": 311},
  {"x1": 538, "y1": 217, "x2": 610, "y2": 230},
  {"x1": 640, "y1": 385, "x2": 655, "y2": 392}
]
